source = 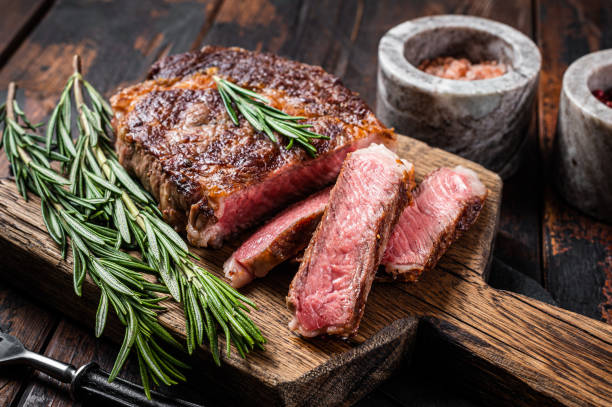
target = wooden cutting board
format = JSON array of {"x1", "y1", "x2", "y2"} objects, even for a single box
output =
[{"x1": 0, "y1": 135, "x2": 610, "y2": 406}]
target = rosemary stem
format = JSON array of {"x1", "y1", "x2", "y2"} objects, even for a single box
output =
[
  {"x1": 70, "y1": 56, "x2": 146, "y2": 231},
  {"x1": 6, "y1": 82, "x2": 15, "y2": 121},
  {"x1": 72, "y1": 56, "x2": 91, "y2": 140},
  {"x1": 7, "y1": 83, "x2": 34, "y2": 168},
  {"x1": 6, "y1": 84, "x2": 64, "y2": 221},
  {"x1": 92, "y1": 143, "x2": 146, "y2": 230}
]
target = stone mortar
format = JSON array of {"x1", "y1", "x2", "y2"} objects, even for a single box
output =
[
  {"x1": 554, "y1": 49, "x2": 612, "y2": 222},
  {"x1": 377, "y1": 15, "x2": 541, "y2": 178}
]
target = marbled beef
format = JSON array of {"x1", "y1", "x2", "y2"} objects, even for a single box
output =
[
  {"x1": 225, "y1": 166, "x2": 484, "y2": 287},
  {"x1": 286, "y1": 144, "x2": 412, "y2": 338},
  {"x1": 224, "y1": 188, "x2": 331, "y2": 288},
  {"x1": 383, "y1": 166, "x2": 487, "y2": 281},
  {"x1": 111, "y1": 46, "x2": 395, "y2": 247}
]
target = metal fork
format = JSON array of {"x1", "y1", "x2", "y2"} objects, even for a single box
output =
[{"x1": 0, "y1": 329, "x2": 203, "y2": 407}]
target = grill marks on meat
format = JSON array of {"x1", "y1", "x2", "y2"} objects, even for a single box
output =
[
  {"x1": 286, "y1": 144, "x2": 412, "y2": 338},
  {"x1": 224, "y1": 188, "x2": 331, "y2": 288},
  {"x1": 225, "y1": 165, "x2": 485, "y2": 288},
  {"x1": 111, "y1": 46, "x2": 395, "y2": 247},
  {"x1": 383, "y1": 166, "x2": 488, "y2": 281}
]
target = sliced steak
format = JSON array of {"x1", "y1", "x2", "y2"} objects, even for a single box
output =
[
  {"x1": 224, "y1": 163, "x2": 415, "y2": 288},
  {"x1": 382, "y1": 166, "x2": 488, "y2": 281},
  {"x1": 224, "y1": 187, "x2": 331, "y2": 288},
  {"x1": 286, "y1": 144, "x2": 412, "y2": 338},
  {"x1": 111, "y1": 46, "x2": 395, "y2": 248},
  {"x1": 226, "y1": 165, "x2": 484, "y2": 287}
]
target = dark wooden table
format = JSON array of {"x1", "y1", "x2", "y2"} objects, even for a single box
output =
[{"x1": 0, "y1": 0, "x2": 610, "y2": 406}]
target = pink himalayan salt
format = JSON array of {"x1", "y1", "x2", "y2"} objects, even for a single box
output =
[{"x1": 418, "y1": 57, "x2": 507, "y2": 81}]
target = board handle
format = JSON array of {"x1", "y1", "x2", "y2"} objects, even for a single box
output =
[{"x1": 422, "y1": 284, "x2": 612, "y2": 407}]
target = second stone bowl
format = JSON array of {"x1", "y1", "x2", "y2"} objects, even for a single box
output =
[
  {"x1": 377, "y1": 15, "x2": 541, "y2": 178},
  {"x1": 554, "y1": 49, "x2": 612, "y2": 222}
]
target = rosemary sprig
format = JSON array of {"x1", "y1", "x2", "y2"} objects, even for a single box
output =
[
  {"x1": 60, "y1": 57, "x2": 265, "y2": 362},
  {"x1": 1, "y1": 83, "x2": 189, "y2": 398},
  {"x1": 2, "y1": 59, "x2": 268, "y2": 396},
  {"x1": 213, "y1": 75, "x2": 329, "y2": 157}
]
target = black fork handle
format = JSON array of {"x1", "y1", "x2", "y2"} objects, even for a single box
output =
[{"x1": 71, "y1": 363, "x2": 203, "y2": 407}]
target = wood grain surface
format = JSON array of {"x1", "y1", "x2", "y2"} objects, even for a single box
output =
[
  {"x1": 536, "y1": 0, "x2": 612, "y2": 323},
  {"x1": 0, "y1": 0, "x2": 51, "y2": 67},
  {"x1": 0, "y1": 135, "x2": 497, "y2": 402},
  {"x1": 0, "y1": 134, "x2": 610, "y2": 406}
]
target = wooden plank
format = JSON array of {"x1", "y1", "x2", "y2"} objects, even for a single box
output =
[
  {"x1": 0, "y1": 285, "x2": 58, "y2": 406},
  {"x1": 0, "y1": 0, "x2": 52, "y2": 66},
  {"x1": 0, "y1": 0, "x2": 221, "y2": 176},
  {"x1": 0, "y1": 135, "x2": 501, "y2": 405},
  {"x1": 0, "y1": 2, "x2": 61, "y2": 405},
  {"x1": 0, "y1": 133, "x2": 610, "y2": 405},
  {"x1": 202, "y1": 0, "x2": 361, "y2": 68},
  {"x1": 536, "y1": 0, "x2": 612, "y2": 321}
]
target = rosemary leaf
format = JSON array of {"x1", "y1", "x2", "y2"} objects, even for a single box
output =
[
  {"x1": 85, "y1": 169, "x2": 124, "y2": 195},
  {"x1": 72, "y1": 241, "x2": 84, "y2": 295},
  {"x1": 135, "y1": 335, "x2": 172, "y2": 386},
  {"x1": 45, "y1": 105, "x2": 59, "y2": 152},
  {"x1": 90, "y1": 257, "x2": 133, "y2": 295},
  {"x1": 60, "y1": 211, "x2": 106, "y2": 245},
  {"x1": 114, "y1": 198, "x2": 131, "y2": 244},
  {"x1": 107, "y1": 159, "x2": 148, "y2": 202},
  {"x1": 213, "y1": 76, "x2": 328, "y2": 155},
  {"x1": 3, "y1": 60, "x2": 267, "y2": 398},
  {"x1": 95, "y1": 290, "x2": 109, "y2": 337},
  {"x1": 109, "y1": 304, "x2": 138, "y2": 381},
  {"x1": 136, "y1": 353, "x2": 152, "y2": 400}
]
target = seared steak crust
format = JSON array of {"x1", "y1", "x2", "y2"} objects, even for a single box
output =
[{"x1": 112, "y1": 46, "x2": 394, "y2": 247}]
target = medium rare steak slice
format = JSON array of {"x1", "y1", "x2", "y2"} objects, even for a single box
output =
[
  {"x1": 224, "y1": 188, "x2": 331, "y2": 288},
  {"x1": 286, "y1": 144, "x2": 412, "y2": 338},
  {"x1": 382, "y1": 166, "x2": 488, "y2": 281},
  {"x1": 224, "y1": 163, "x2": 415, "y2": 288},
  {"x1": 111, "y1": 46, "x2": 395, "y2": 247},
  {"x1": 226, "y1": 165, "x2": 485, "y2": 287}
]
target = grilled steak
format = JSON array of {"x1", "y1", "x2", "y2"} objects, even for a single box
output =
[
  {"x1": 286, "y1": 144, "x2": 412, "y2": 338},
  {"x1": 224, "y1": 163, "x2": 415, "y2": 288},
  {"x1": 111, "y1": 46, "x2": 395, "y2": 248},
  {"x1": 225, "y1": 165, "x2": 485, "y2": 287},
  {"x1": 224, "y1": 187, "x2": 331, "y2": 288},
  {"x1": 383, "y1": 166, "x2": 487, "y2": 281}
]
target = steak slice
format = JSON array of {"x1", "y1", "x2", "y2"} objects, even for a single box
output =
[
  {"x1": 382, "y1": 166, "x2": 488, "y2": 281},
  {"x1": 224, "y1": 187, "x2": 331, "y2": 288},
  {"x1": 224, "y1": 163, "x2": 415, "y2": 288},
  {"x1": 111, "y1": 46, "x2": 395, "y2": 248},
  {"x1": 286, "y1": 144, "x2": 412, "y2": 338},
  {"x1": 225, "y1": 165, "x2": 484, "y2": 287}
]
